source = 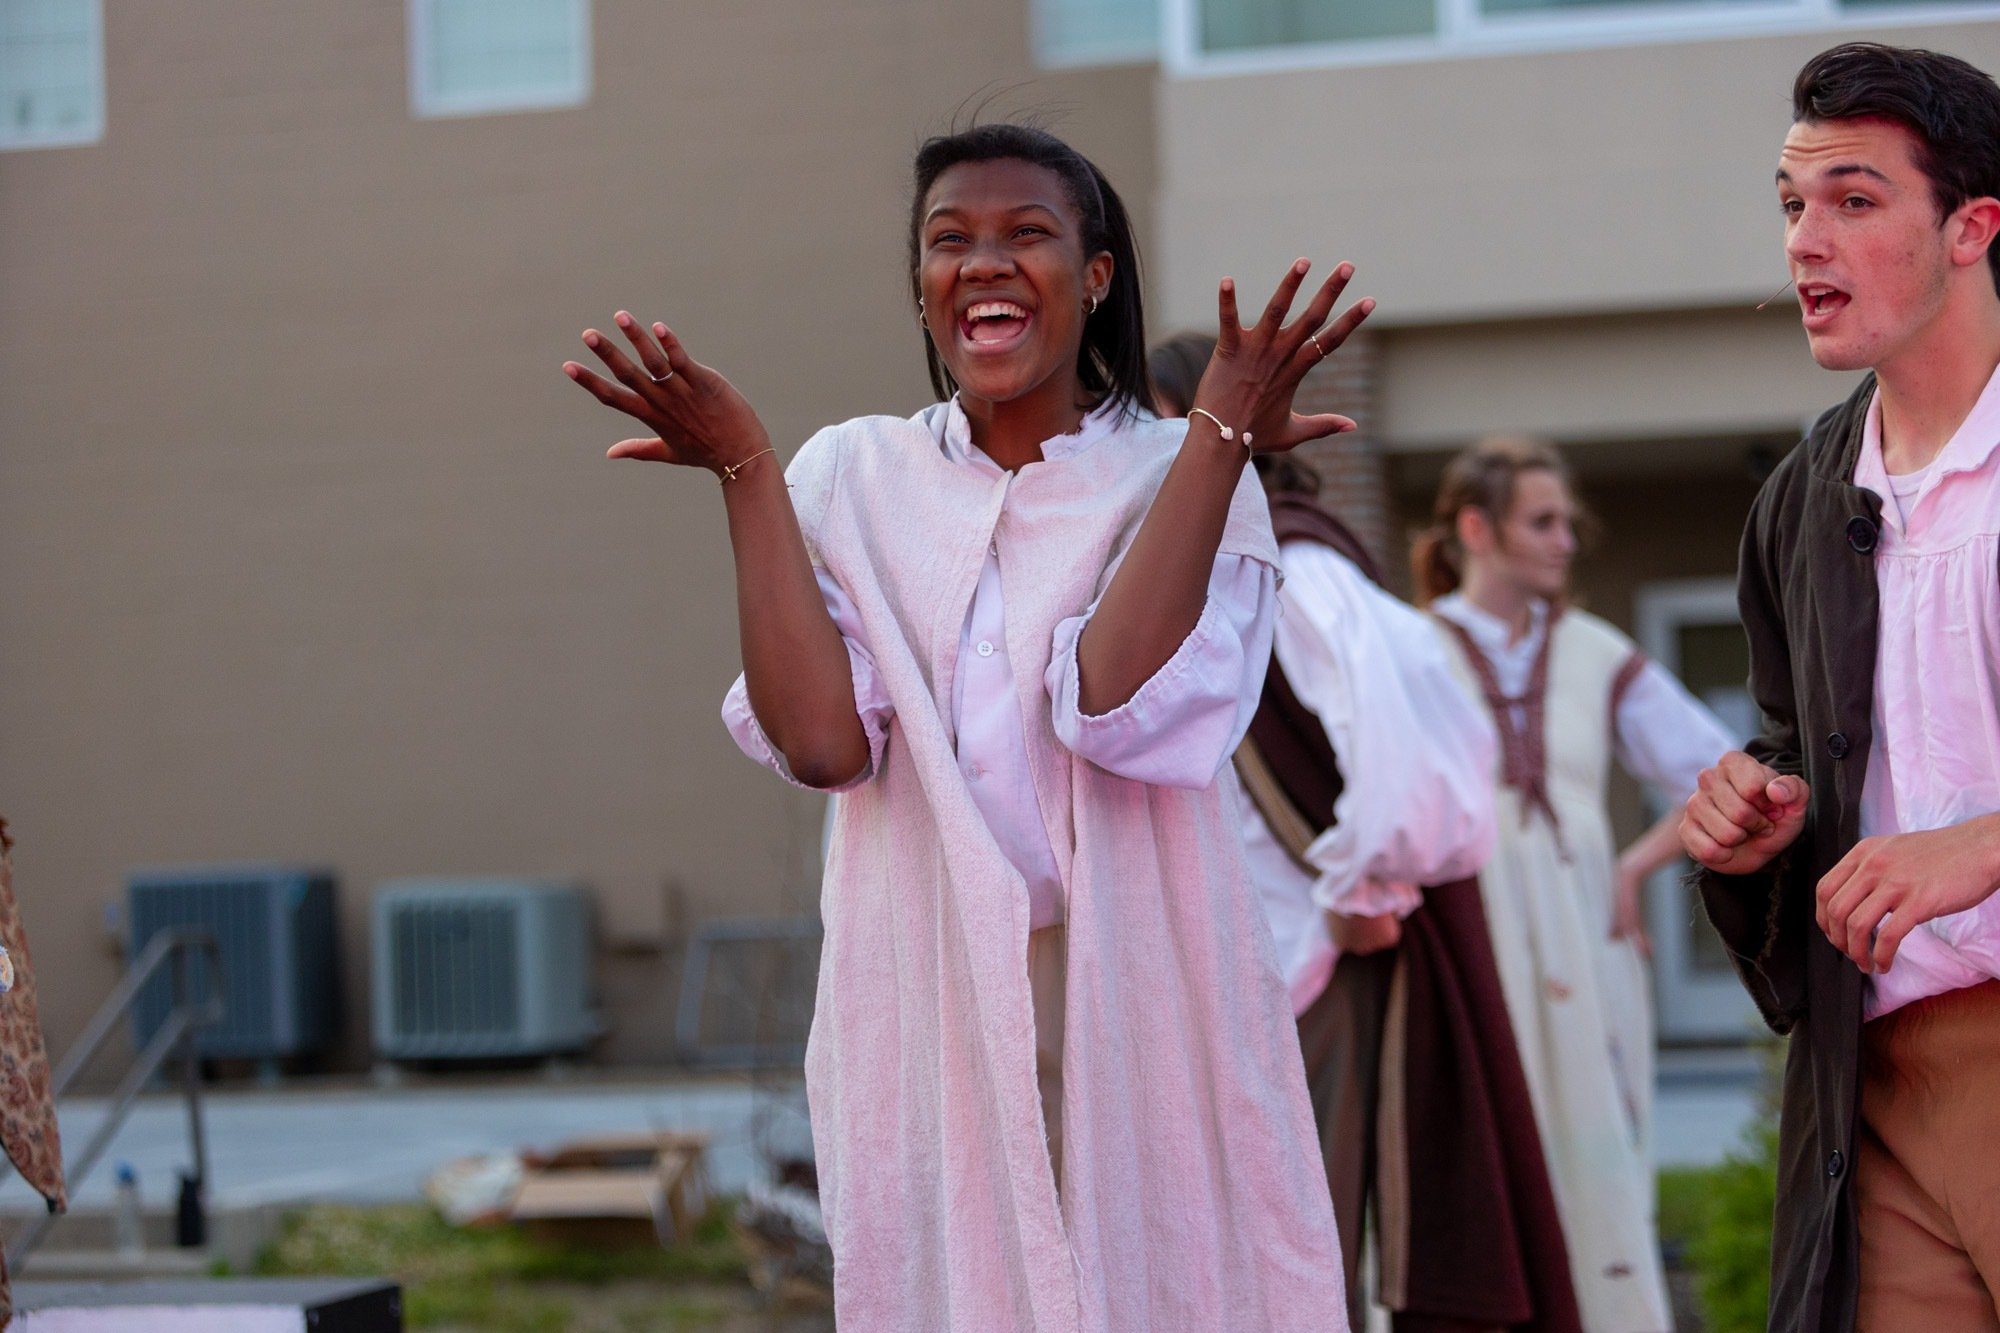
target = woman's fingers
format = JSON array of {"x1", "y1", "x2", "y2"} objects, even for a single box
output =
[
  {"x1": 581, "y1": 327, "x2": 662, "y2": 400},
  {"x1": 614, "y1": 311, "x2": 677, "y2": 385},
  {"x1": 1289, "y1": 297, "x2": 1375, "y2": 379},
  {"x1": 1215, "y1": 279, "x2": 1242, "y2": 354},
  {"x1": 1290, "y1": 262, "x2": 1356, "y2": 341},
  {"x1": 1258, "y1": 258, "x2": 1311, "y2": 333},
  {"x1": 1315, "y1": 297, "x2": 1376, "y2": 353},
  {"x1": 563, "y1": 361, "x2": 654, "y2": 421},
  {"x1": 1265, "y1": 412, "x2": 1357, "y2": 451},
  {"x1": 607, "y1": 436, "x2": 675, "y2": 462},
  {"x1": 651, "y1": 322, "x2": 698, "y2": 378}
]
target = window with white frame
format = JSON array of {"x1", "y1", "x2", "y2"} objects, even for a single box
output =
[
  {"x1": 0, "y1": 0, "x2": 104, "y2": 151},
  {"x1": 1177, "y1": 0, "x2": 2000, "y2": 68},
  {"x1": 409, "y1": 0, "x2": 590, "y2": 118},
  {"x1": 1034, "y1": 0, "x2": 1162, "y2": 66}
]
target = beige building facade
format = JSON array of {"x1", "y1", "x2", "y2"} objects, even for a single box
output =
[{"x1": 5, "y1": 1, "x2": 1998, "y2": 1073}]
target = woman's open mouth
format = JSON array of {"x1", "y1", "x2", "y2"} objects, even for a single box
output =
[
  {"x1": 958, "y1": 300, "x2": 1033, "y2": 353},
  {"x1": 1799, "y1": 283, "x2": 1851, "y2": 330}
]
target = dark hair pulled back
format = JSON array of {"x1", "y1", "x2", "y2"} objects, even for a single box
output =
[{"x1": 909, "y1": 123, "x2": 1149, "y2": 418}]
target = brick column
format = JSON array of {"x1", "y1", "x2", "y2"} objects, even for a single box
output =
[{"x1": 1291, "y1": 330, "x2": 1397, "y2": 583}]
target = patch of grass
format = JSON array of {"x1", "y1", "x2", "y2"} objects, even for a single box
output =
[{"x1": 255, "y1": 1200, "x2": 756, "y2": 1332}]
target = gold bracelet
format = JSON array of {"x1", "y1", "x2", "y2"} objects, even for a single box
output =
[
  {"x1": 718, "y1": 447, "x2": 777, "y2": 485},
  {"x1": 1188, "y1": 407, "x2": 1254, "y2": 455}
]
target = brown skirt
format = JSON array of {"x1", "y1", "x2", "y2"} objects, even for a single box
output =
[{"x1": 1299, "y1": 880, "x2": 1582, "y2": 1333}]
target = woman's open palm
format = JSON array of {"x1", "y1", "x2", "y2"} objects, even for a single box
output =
[
  {"x1": 562, "y1": 311, "x2": 771, "y2": 473},
  {"x1": 1197, "y1": 259, "x2": 1374, "y2": 455}
]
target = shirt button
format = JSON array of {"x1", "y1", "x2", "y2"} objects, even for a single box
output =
[
  {"x1": 1828, "y1": 732, "x2": 1851, "y2": 760},
  {"x1": 976, "y1": 640, "x2": 995, "y2": 658},
  {"x1": 966, "y1": 762, "x2": 985, "y2": 779},
  {"x1": 1827, "y1": 1149, "x2": 1845, "y2": 1179},
  {"x1": 1846, "y1": 516, "x2": 1878, "y2": 554}
]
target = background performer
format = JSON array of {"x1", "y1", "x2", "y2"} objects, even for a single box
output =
[{"x1": 1418, "y1": 438, "x2": 1734, "y2": 1333}]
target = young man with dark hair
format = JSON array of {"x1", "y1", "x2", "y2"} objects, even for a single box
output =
[{"x1": 1683, "y1": 41, "x2": 2000, "y2": 1332}]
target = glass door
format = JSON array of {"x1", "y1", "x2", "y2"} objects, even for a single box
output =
[{"x1": 1633, "y1": 580, "x2": 1763, "y2": 1043}]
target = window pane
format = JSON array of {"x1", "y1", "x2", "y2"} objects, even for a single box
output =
[
  {"x1": 414, "y1": 0, "x2": 587, "y2": 116},
  {"x1": 1035, "y1": 0, "x2": 1159, "y2": 65},
  {"x1": 1483, "y1": 0, "x2": 1768, "y2": 10},
  {"x1": 0, "y1": 0, "x2": 103, "y2": 149},
  {"x1": 1199, "y1": 0, "x2": 1435, "y2": 54}
]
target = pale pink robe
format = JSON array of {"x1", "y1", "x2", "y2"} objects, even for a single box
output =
[
  {"x1": 726, "y1": 401, "x2": 1277, "y2": 928},
  {"x1": 725, "y1": 401, "x2": 1345, "y2": 1331},
  {"x1": 1852, "y1": 368, "x2": 2000, "y2": 1019}
]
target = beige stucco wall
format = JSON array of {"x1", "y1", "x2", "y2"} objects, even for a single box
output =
[
  {"x1": 1155, "y1": 20, "x2": 2000, "y2": 330},
  {"x1": 0, "y1": 1, "x2": 1155, "y2": 1073},
  {"x1": 1376, "y1": 305, "x2": 1864, "y2": 449}
]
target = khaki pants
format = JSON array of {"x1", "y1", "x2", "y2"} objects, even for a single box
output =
[
  {"x1": 1856, "y1": 978, "x2": 2000, "y2": 1331},
  {"x1": 1030, "y1": 925, "x2": 1066, "y2": 1195}
]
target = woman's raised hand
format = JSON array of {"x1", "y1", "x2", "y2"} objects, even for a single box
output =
[
  {"x1": 562, "y1": 312, "x2": 772, "y2": 474},
  {"x1": 1195, "y1": 259, "x2": 1374, "y2": 455}
]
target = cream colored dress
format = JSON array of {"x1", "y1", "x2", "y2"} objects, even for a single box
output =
[{"x1": 1434, "y1": 604, "x2": 1674, "y2": 1333}]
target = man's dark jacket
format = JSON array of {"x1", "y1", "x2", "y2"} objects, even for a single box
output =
[{"x1": 1697, "y1": 374, "x2": 1883, "y2": 1333}]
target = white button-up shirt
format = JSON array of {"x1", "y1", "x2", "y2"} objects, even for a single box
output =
[
  {"x1": 725, "y1": 400, "x2": 1278, "y2": 930},
  {"x1": 1239, "y1": 540, "x2": 1498, "y2": 1013},
  {"x1": 1854, "y1": 367, "x2": 2000, "y2": 1019}
]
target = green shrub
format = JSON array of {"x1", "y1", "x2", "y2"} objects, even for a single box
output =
[
  {"x1": 1669, "y1": 1040, "x2": 1781, "y2": 1333},
  {"x1": 1689, "y1": 1118, "x2": 1777, "y2": 1333}
]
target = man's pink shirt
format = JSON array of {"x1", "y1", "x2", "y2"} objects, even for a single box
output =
[{"x1": 1853, "y1": 364, "x2": 2000, "y2": 1018}]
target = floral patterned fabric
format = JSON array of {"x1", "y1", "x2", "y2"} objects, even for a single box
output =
[{"x1": 0, "y1": 821, "x2": 66, "y2": 1209}]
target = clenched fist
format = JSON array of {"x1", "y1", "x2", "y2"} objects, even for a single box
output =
[{"x1": 1680, "y1": 751, "x2": 1809, "y2": 875}]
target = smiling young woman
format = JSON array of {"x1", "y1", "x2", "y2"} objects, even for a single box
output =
[{"x1": 562, "y1": 123, "x2": 1369, "y2": 1330}]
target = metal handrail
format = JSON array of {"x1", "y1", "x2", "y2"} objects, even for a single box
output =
[{"x1": 6, "y1": 929, "x2": 223, "y2": 1270}]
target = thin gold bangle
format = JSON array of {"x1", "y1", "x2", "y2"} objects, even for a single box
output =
[
  {"x1": 1188, "y1": 407, "x2": 1254, "y2": 455},
  {"x1": 719, "y1": 447, "x2": 777, "y2": 485}
]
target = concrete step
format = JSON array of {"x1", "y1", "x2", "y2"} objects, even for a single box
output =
[
  {"x1": 15, "y1": 1248, "x2": 214, "y2": 1281},
  {"x1": 1, "y1": 1203, "x2": 286, "y2": 1274}
]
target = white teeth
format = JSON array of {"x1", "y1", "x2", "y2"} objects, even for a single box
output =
[{"x1": 966, "y1": 301, "x2": 1028, "y2": 320}]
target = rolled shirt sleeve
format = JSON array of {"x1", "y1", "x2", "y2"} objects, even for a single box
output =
[
  {"x1": 721, "y1": 567, "x2": 895, "y2": 793},
  {"x1": 1045, "y1": 551, "x2": 1279, "y2": 789},
  {"x1": 1613, "y1": 661, "x2": 1740, "y2": 801},
  {"x1": 1273, "y1": 542, "x2": 1499, "y2": 916}
]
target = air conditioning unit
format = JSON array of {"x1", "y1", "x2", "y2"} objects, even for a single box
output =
[
  {"x1": 372, "y1": 879, "x2": 599, "y2": 1060},
  {"x1": 128, "y1": 865, "x2": 339, "y2": 1063}
]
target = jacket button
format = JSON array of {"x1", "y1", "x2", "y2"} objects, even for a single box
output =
[
  {"x1": 1827, "y1": 1149, "x2": 1845, "y2": 1179},
  {"x1": 1847, "y1": 516, "x2": 1878, "y2": 553},
  {"x1": 1828, "y1": 732, "x2": 1850, "y2": 759}
]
